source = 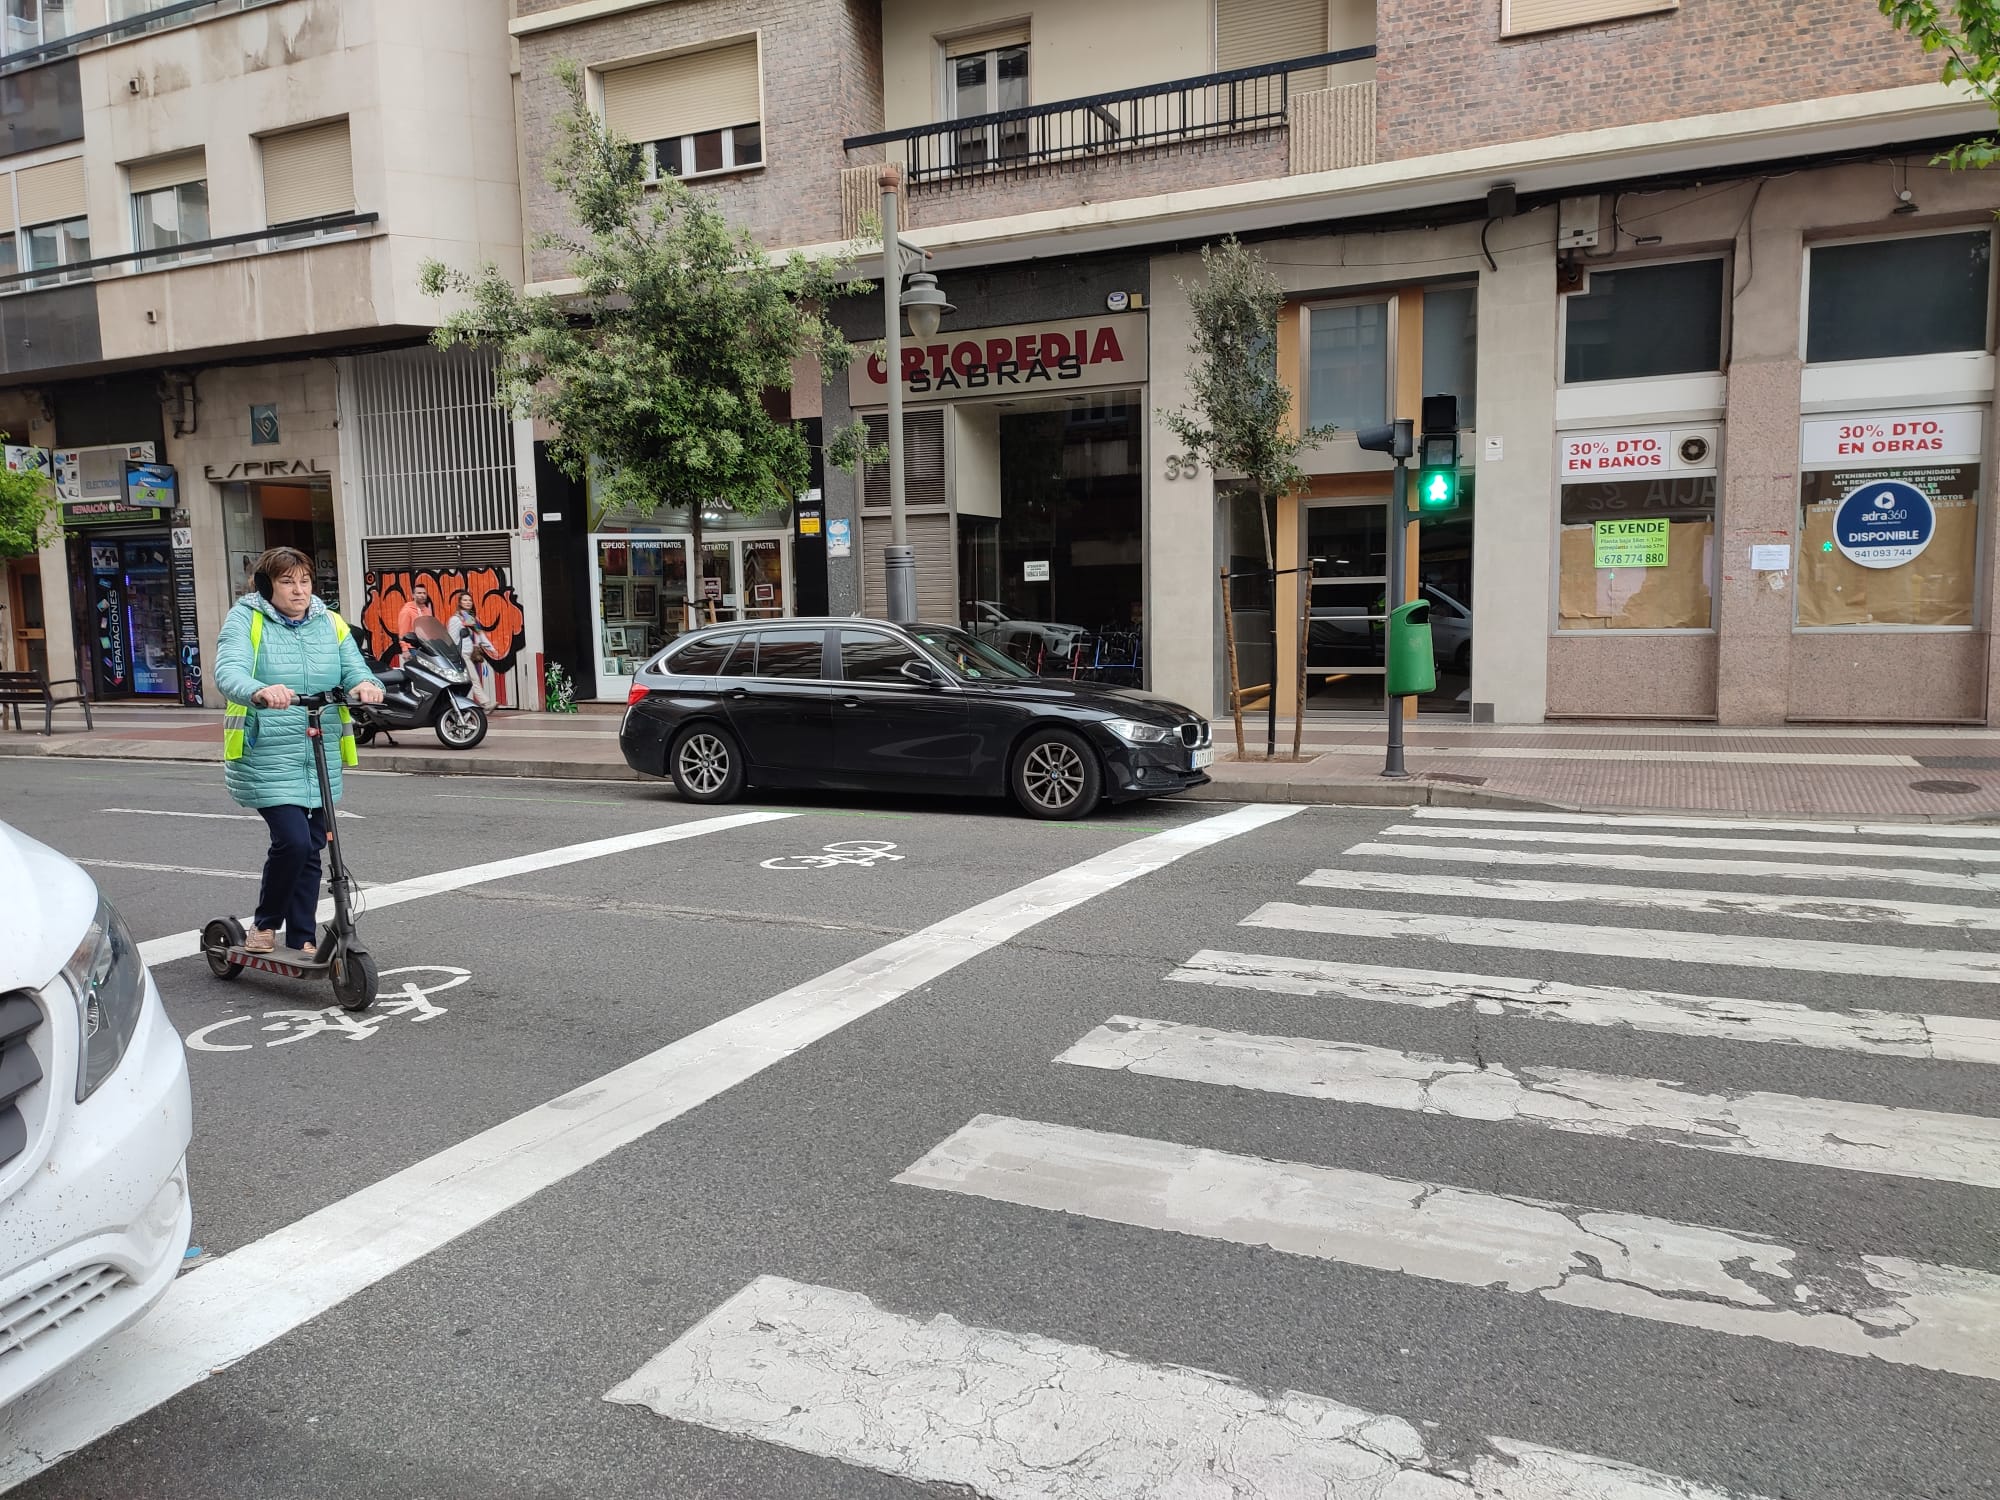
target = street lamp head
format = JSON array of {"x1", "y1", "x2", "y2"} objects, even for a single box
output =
[{"x1": 901, "y1": 270, "x2": 952, "y2": 341}]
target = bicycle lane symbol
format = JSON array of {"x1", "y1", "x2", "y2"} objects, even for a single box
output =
[
  {"x1": 760, "y1": 840, "x2": 904, "y2": 872},
  {"x1": 186, "y1": 966, "x2": 470, "y2": 1053}
]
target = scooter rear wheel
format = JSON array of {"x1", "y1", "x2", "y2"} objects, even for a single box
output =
[
  {"x1": 333, "y1": 950, "x2": 378, "y2": 1013},
  {"x1": 202, "y1": 918, "x2": 245, "y2": 980}
]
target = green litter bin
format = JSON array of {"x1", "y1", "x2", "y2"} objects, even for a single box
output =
[{"x1": 1385, "y1": 600, "x2": 1437, "y2": 698}]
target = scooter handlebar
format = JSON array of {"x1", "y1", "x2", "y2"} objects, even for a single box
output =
[{"x1": 292, "y1": 687, "x2": 351, "y2": 711}]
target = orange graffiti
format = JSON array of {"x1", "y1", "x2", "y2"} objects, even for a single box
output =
[{"x1": 361, "y1": 568, "x2": 525, "y2": 671}]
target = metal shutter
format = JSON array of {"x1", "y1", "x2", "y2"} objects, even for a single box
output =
[
  {"x1": 861, "y1": 513, "x2": 956, "y2": 622},
  {"x1": 1215, "y1": 0, "x2": 1326, "y2": 83},
  {"x1": 860, "y1": 409, "x2": 946, "y2": 508},
  {"x1": 262, "y1": 119, "x2": 354, "y2": 226},
  {"x1": 364, "y1": 535, "x2": 513, "y2": 571},
  {"x1": 0, "y1": 174, "x2": 16, "y2": 234},
  {"x1": 600, "y1": 38, "x2": 760, "y2": 144},
  {"x1": 943, "y1": 22, "x2": 1029, "y2": 57},
  {"x1": 126, "y1": 149, "x2": 205, "y2": 196},
  {"x1": 15, "y1": 157, "x2": 83, "y2": 225},
  {"x1": 1501, "y1": 0, "x2": 1677, "y2": 34}
]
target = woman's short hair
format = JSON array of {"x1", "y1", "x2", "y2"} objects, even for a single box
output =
[{"x1": 253, "y1": 546, "x2": 313, "y2": 587}]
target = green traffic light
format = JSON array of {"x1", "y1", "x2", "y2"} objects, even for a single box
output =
[
  {"x1": 1822, "y1": 540, "x2": 1834, "y2": 552},
  {"x1": 1416, "y1": 468, "x2": 1459, "y2": 511}
]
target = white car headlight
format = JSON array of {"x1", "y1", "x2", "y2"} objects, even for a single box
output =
[
  {"x1": 1104, "y1": 717, "x2": 1174, "y2": 746},
  {"x1": 52, "y1": 897, "x2": 148, "y2": 1101}
]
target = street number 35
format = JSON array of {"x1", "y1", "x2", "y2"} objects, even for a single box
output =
[{"x1": 1163, "y1": 452, "x2": 1202, "y2": 480}]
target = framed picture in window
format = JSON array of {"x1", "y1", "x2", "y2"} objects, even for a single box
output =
[
  {"x1": 631, "y1": 542, "x2": 662, "y2": 578},
  {"x1": 632, "y1": 583, "x2": 658, "y2": 618},
  {"x1": 601, "y1": 541, "x2": 630, "y2": 577},
  {"x1": 601, "y1": 579, "x2": 626, "y2": 620},
  {"x1": 605, "y1": 627, "x2": 629, "y2": 655}
]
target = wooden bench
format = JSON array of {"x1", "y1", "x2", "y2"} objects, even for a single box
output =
[{"x1": 0, "y1": 670, "x2": 94, "y2": 735}]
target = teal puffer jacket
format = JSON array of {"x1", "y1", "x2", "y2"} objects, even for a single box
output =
[{"x1": 213, "y1": 594, "x2": 379, "y2": 810}]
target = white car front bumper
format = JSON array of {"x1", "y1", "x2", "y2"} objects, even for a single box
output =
[{"x1": 0, "y1": 971, "x2": 193, "y2": 1407}]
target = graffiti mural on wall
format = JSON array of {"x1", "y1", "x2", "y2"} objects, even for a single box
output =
[{"x1": 360, "y1": 568, "x2": 525, "y2": 672}]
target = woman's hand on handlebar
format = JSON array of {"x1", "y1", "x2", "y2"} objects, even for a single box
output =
[
  {"x1": 351, "y1": 681, "x2": 385, "y2": 705},
  {"x1": 252, "y1": 684, "x2": 296, "y2": 709}
]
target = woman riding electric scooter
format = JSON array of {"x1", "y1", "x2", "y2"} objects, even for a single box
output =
[{"x1": 213, "y1": 547, "x2": 384, "y2": 956}]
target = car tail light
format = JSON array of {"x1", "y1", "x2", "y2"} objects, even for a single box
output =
[{"x1": 626, "y1": 684, "x2": 649, "y2": 706}]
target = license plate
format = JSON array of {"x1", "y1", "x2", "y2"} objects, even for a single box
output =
[{"x1": 1190, "y1": 747, "x2": 1215, "y2": 770}]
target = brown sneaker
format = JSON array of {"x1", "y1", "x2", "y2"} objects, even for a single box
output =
[{"x1": 244, "y1": 927, "x2": 276, "y2": 953}]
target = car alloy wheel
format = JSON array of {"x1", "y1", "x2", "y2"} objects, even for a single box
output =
[
  {"x1": 1022, "y1": 739, "x2": 1087, "y2": 812},
  {"x1": 677, "y1": 732, "x2": 732, "y2": 796}
]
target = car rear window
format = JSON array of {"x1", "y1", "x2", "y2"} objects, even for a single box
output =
[
  {"x1": 666, "y1": 635, "x2": 734, "y2": 675},
  {"x1": 753, "y1": 628, "x2": 824, "y2": 680}
]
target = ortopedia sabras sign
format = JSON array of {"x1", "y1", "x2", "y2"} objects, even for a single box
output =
[{"x1": 849, "y1": 313, "x2": 1147, "y2": 406}]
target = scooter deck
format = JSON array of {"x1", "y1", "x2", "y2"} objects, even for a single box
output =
[{"x1": 220, "y1": 947, "x2": 335, "y2": 978}]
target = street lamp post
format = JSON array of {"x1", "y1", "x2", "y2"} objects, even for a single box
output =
[{"x1": 877, "y1": 165, "x2": 952, "y2": 622}]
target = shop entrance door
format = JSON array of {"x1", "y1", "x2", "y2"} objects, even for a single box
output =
[
  {"x1": 6, "y1": 559, "x2": 46, "y2": 676},
  {"x1": 72, "y1": 532, "x2": 181, "y2": 700},
  {"x1": 1300, "y1": 498, "x2": 1389, "y2": 712}
]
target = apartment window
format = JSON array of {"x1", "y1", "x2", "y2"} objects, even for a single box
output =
[
  {"x1": 1563, "y1": 258, "x2": 1725, "y2": 383},
  {"x1": 601, "y1": 39, "x2": 763, "y2": 184},
  {"x1": 944, "y1": 24, "x2": 1028, "y2": 170},
  {"x1": 21, "y1": 214, "x2": 87, "y2": 286},
  {"x1": 1, "y1": 155, "x2": 87, "y2": 291},
  {"x1": 1216, "y1": 0, "x2": 1328, "y2": 89},
  {"x1": 128, "y1": 149, "x2": 208, "y2": 264},
  {"x1": 1422, "y1": 285, "x2": 1477, "y2": 431},
  {"x1": 1305, "y1": 300, "x2": 1391, "y2": 433},
  {"x1": 1806, "y1": 231, "x2": 1991, "y2": 364},
  {"x1": 262, "y1": 118, "x2": 354, "y2": 229},
  {"x1": 1502, "y1": 0, "x2": 1678, "y2": 38},
  {"x1": 4, "y1": 0, "x2": 70, "y2": 56}
]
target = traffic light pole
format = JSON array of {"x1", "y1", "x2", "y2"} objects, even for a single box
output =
[{"x1": 1383, "y1": 458, "x2": 1410, "y2": 780}]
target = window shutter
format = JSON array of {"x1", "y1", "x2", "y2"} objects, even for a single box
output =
[
  {"x1": 16, "y1": 156, "x2": 84, "y2": 225},
  {"x1": 600, "y1": 38, "x2": 760, "y2": 145},
  {"x1": 1501, "y1": 0, "x2": 1677, "y2": 36},
  {"x1": 127, "y1": 149, "x2": 205, "y2": 196},
  {"x1": 860, "y1": 409, "x2": 945, "y2": 509},
  {"x1": 1215, "y1": 0, "x2": 1326, "y2": 71},
  {"x1": 0, "y1": 173, "x2": 16, "y2": 234},
  {"x1": 862, "y1": 513, "x2": 956, "y2": 621},
  {"x1": 943, "y1": 22, "x2": 1029, "y2": 57},
  {"x1": 262, "y1": 119, "x2": 354, "y2": 226}
]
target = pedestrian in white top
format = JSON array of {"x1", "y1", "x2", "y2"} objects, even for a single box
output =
[{"x1": 448, "y1": 591, "x2": 498, "y2": 710}]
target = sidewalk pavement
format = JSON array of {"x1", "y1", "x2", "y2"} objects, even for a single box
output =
[{"x1": 6, "y1": 702, "x2": 2000, "y2": 822}]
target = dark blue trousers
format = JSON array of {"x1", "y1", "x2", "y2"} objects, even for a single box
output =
[{"x1": 255, "y1": 804, "x2": 328, "y2": 949}]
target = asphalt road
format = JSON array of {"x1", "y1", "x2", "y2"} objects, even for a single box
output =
[{"x1": 0, "y1": 757, "x2": 1994, "y2": 1500}]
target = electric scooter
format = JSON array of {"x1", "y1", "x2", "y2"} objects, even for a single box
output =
[{"x1": 200, "y1": 687, "x2": 379, "y2": 1012}]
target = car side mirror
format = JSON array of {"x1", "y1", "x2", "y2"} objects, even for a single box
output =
[{"x1": 900, "y1": 658, "x2": 944, "y2": 688}]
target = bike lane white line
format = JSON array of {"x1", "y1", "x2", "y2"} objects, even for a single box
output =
[{"x1": 0, "y1": 801, "x2": 1299, "y2": 1490}]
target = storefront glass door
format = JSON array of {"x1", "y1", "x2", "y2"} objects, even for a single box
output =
[
  {"x1": 1302, "y1": 499, "x2": 1388, "y2": 711},
  {"x1": 73, "y1": 531, "x2": 181, "y2": 700}
]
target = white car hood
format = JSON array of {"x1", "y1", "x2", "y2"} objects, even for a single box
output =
[{"x1": 0, "y1": 821, "x2": 95, "y2": 992}]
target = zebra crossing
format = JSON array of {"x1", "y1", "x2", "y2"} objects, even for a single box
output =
[{"x1": 609, "y1": 807, "x2": 2000, "y2": 1498}]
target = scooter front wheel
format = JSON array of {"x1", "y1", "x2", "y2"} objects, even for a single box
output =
[
  {"x1": 436, "y1": 702, "x2": 488, "y2": 750},
  {"x1": 333, "y1": 950, "x2": 378, "y2": 1013},
  {"x1": 202, "y1": 918, "x2": 245, "y2": 980}
]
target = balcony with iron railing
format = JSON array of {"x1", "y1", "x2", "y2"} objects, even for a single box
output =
[{"x1": 839, "y1": 48, "x2": 1378, "y2": 236}]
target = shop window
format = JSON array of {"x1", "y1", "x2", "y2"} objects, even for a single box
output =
[
  {"x1": 1806, "y1": 231, "x2": 1991, "y2": 364},
  {"x1": 1795, "y1": 410, "x2": 1981, "y2": 628},
  {"x1": 1562, "y1": 259, "x2": 1725, "y2": 383},
  {"x1": 1557, "y1": 476, "x2": 1716, "y2": 630},
  {"x1": 1422, "y1": 285, "x2": 1477, "y2": 430},
  {"x1": 1305, "y1": 300, "x2": 1390, "y2": 432}
]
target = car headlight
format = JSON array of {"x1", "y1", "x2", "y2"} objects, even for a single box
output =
[
  {"x1": 55, "y1": 897, "x2": 148, "y2": 1101},
  {"x1": 1104, "y1": 717, "x2": 1174, "y2": 746}
]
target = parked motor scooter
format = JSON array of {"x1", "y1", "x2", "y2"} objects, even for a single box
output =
[{"x1": 351, "y1": 615, "x2": 489, "y2": 750}]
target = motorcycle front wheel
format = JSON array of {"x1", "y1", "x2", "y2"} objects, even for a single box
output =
[{"x1": 436, "y1": 701, "x2": 488, "y2": 749}]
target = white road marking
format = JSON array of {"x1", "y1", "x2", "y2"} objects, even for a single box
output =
[
  {"x1": 1298, "y1": 866, "x2": 2000, "y2": 932},
  {"x1": 75, "y1": 858, "x2": 254, "y2": 881},
  {"x1": 1244, "y1": 902, "x2": 2000, "y2": 985},
  {"x1": 1342, "y1": 839, "x2": 2000, "y2": 894},
  {"x1": 135, "y1": 809, "x2": 794, "y2": 966},
  {"x1": 104, "y1": 805, "x2": 362, "y2": 821},
  {"x1": 608, "y1": 1275, "x2": 1776, "y2": 1499},
  {"x1": 1166, "y1": 951, "x2": 2000, "y2": 1065},
  {"x1": 1411, "y1": 807, "x2": 2000, "y2": 839},
  {"x1": 1378, "y1": 823, "x2": 2000, "y2": 864},
  {"x1": 900, "y1": 1117, "x2": 2000, "y2": 1383},
  {"x1": 1407, "y1": 747, "x2": 1921, "y2": 766},
  {"x1": 0, "y1": 803, "x2": 1298, "y2": 1490},
  {"x1": 1059, "y1": 1017, "x2": 2000, "y2": 1189}
]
